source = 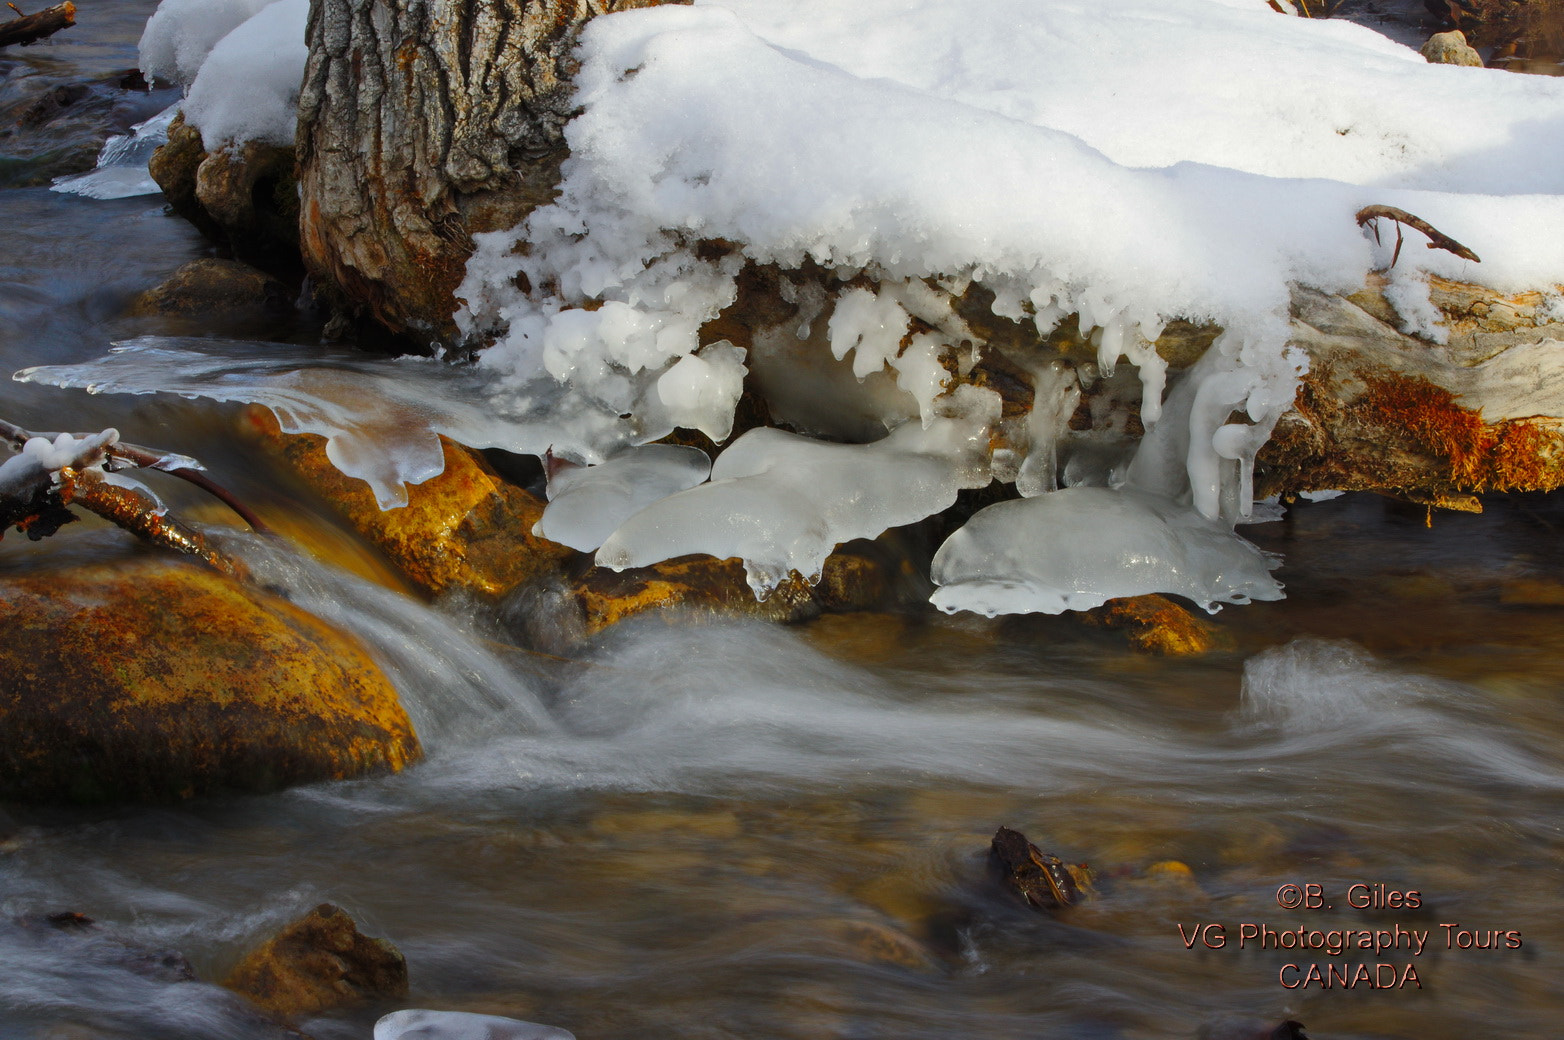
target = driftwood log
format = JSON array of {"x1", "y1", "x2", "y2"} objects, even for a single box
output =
[{"x1": 0, "y1": 2, "x2": 75, "y2": 48}]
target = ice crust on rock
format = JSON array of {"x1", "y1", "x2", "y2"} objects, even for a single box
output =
[
  {"x1": 596, "y1": 387, "x2": 999, "y2": 596},
  {"x1": 15, "y1": 339, "x2": 664, "y2": 510},
  {"x1": 930, "y1": 486, "x2": 1284, "y2": 616},
  {"x1": 536, "y1": 443, "x2": 712, "y2": 552},
  {"x1": 375, "y1": 1010, "x2": 575, "y2": 1040}
]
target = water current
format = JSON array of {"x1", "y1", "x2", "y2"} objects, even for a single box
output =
[{"x1": 2, "y1": 4, "x2": 1563, "y2": 1039}]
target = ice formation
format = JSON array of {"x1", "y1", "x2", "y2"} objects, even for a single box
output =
[
  {"x1": 930, "y1": 486, "x2": 1283, "y2": 616},
  {"x1": 15, "y1": 339, "x2": 665, "y2": 509},
  {"x1": 0, "y1": 430, "x2": 119, "y2": 499},
  {"x1": 51, "y1": 102, "x2": 181, "y2": 201},
  {"x1": 536, "y1": 444, "x2": 712, "y2": 552},
  {"x1": 596, "y1": 387, "x2": 997, "y2": 596}
]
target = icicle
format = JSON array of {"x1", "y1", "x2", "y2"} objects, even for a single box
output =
[{"x1": 1015, "y1": 360, "x2": 1081, "y2": 497}]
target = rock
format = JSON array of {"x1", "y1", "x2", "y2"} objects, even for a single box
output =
[
  {"x1": 225, "y1": 904, "x2": 407, "y2": 1018},
  {"x1": 128, "y1": 258, "x2": 292, "y2": 318},
  {"x1": 243, "y1": 407, "x2": 573, "y2": 599},
  {"x1": 374, "y1": 1010, "x2": 575, "y2": 1040},
  {"x1": 0, "y1": 559, "x2": 419, "y2": 803},
  {"x1": 823, "y1": 918, "x2": 941, "y2": 972},
  {"x1": 1421, "y1": 29, "x2": 1484, "y2": 66},
  {"x1": 1081, "y1": 593, "x2": 1230, "y2": 655},
  {"x1": 146, "y1": 112, "x2": 208, "y2": 229},
  {"x1": 148, "y1": 113, "x2": 299, "y2": 270},
  {"x1": 988, "y1": 826, "x2": 1093, "y2": 911}
]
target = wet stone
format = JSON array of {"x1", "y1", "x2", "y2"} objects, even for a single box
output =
[{"x1": 225, "y1": 903, "x2": 408, "y2": 1017}]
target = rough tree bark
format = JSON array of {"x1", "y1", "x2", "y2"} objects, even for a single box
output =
[{"x1": 296, "y1": 0, "x2": 678, "y2": 345}]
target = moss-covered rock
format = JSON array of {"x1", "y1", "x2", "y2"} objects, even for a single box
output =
[{"x1": 0, "y1": 559, "x2": 418, "y2": 803}]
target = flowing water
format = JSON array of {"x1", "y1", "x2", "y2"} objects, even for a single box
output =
[{"x1": 3, "y1": 5, "x2": 1564, "y2": 1040}]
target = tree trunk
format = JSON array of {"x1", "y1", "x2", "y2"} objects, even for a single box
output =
[{"x1": 296, "y1": 0, "x2": 677, "y2": 345}]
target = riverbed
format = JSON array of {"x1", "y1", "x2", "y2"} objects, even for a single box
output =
[{"x1": 2, "y1": 4, "x2": 1562, "y2": 1040}]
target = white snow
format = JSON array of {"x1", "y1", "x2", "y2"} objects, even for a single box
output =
[
  {"x1": 139, "y1": 0, "x2": 288, "y2": 87},
  {"x1": 180, "y1": 0, "x2": 309, "y2": 149}
]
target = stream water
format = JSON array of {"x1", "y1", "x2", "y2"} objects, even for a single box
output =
[{"x1": 3, "y1": 4, "x2": 1564, "y2": 1040}]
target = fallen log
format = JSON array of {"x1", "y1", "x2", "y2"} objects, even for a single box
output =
[{"x1": 0, "y1": 2, "x2": 76, "y2": 48}]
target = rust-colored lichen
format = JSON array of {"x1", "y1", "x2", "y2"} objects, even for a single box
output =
[{"x1": 1357, "y1": 372, "x2": 1564, "y2": 492}]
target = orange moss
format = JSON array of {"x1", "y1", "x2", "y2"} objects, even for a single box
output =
[{"x1": 1358, "y1": 372, "x2": 1564, "y2": 492}]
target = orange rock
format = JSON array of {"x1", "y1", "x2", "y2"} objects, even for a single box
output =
[
  {"x1": 1083, "y1": 593, "x2": 1229, "y2": 655},
  {"x1": 244, "y1": 406, "x2": 572, "y2": 598},
  {"x1": 224, "y1": 903, "x2": 407, "y2": 1017},
  {"x1": 0, "y1": 559, "x2": 418, "y2": 803},
  {"x1": 568, "y1": 542, "x2": 907, "y2": 640}
]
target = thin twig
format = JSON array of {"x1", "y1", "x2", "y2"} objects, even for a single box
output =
[{"x1": 1355, "y1": 205, "x2": 1481, "y2": 265}]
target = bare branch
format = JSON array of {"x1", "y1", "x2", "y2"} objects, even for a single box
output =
[
  {"x1": 60, "y1": 469, "x2": 249, "y2": 581},
  {"x1": 1356, "y1": 205, "x2": 1481, "y2": 265},
  {"x1": 1, "y1": 417, "x2": 270, "y2": 534}
]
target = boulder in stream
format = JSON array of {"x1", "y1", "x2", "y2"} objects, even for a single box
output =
[{"x1": 0, "y1": 558, "x2": 419, "y2": 803}]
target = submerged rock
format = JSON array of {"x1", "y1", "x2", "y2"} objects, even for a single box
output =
[
  {"x1": 988, "y1": 826, "x2": 1093, "y2": 912},
  {"x1": 1082, "y1": 593, "x2": 1231, "y2": 655},
  {"x1": 0, "y1": 559, "x2": 419, "y2": 803},
  {"x1": 128, "y1": 258, "x2": 292, "y2": 318},
  {"x1": 225, "y1": 903, "x2": 407, "y2": 1017}
]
